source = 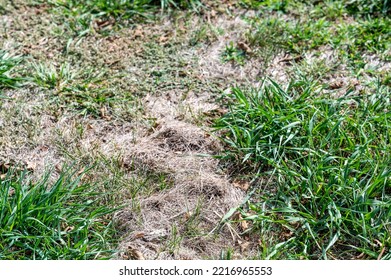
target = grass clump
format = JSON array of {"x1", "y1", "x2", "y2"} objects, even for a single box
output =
[
  {"x1": 214, "y1": 79, "x2": 391, "y2": 259},
  {"x1": 0, "y1": 51, "x2": 22, "y2": 94},
  {"x1": 0, "y1": 168, "x2": 118, "y2": 260},
  {"x1": 221, "y1": 42, "x2": 247, "y2": 65}
]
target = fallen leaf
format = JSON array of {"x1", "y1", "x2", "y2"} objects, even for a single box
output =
[
  {"x1": 237, "y1": 42, "x2": 252, "y2": 54},
  {"x1": 329, "y1": 80, "x2": 343, "y2": 89},
  {"x1": 134, "y1": 27, "x2": 144, "y2": 39},
  {"x1": 133, "y1": 232, "x2": 145, "y2": 239},
  {"x1": 237, "y1": 240, "x2": 250, "y2": 253},
  {"x1": 142, "y1": 229, "x2": 168, "y2": 242},
  {"x1": 240, "y1": 220, "x2": 249, "y2": 231},
  {"x1": 96, "y1": 20, "x2": 111, "y2": 28},
  {"x1": 100, "y1": 107, "x2": 112, "y2": 120},
  {"x1": 128, "y1": 247, "x2": 145, "y2": 260},
  {"x1": 159, "y1": 35, "x2": 169, "y2": 44},
  {"x1": 55, "y1": 164, "x2": 62, "y2": 173},
  {"x1": 232, "y1": 180, "x2": 250, "y2": 191},
  {"x1": 26, "y1": 161, "x2": 37, "y2": 171},
  {"x1": 183, "y1": 211, "x2": 192, "y2": 221}
]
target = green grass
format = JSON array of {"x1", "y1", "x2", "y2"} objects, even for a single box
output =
[
  {"x1": 32, "y1": 62, "x2": 138, "y2": 118},
  {"x1": 241, "y1": 0, "x2": 390, "y2": 16},
  {"x1": 51, "y1": 0, "x2": 202, "y2": 36},
  {"x1": 344, "y1": 0, "x2": 391, "y2": 16},
  {"x1": 0, "y1": 168, "x2": 118, "y2": 260},
  {"x1": 221, "y1": 42, "x2": 247, "y2": 65},
  {"x1": 239, "y1": 1, "x2": 390, "y2": 71},
  {"x1": 240, "y1": 0, "x2": 289, "y2": 12},
  {"x1": 214, "y1": 79, "x2": 391, "y2": 259},
  {"x1": 247, "y1": 15, "x2": 390, "y2": 54},
  {"x1": 0, "y1": 50, "x2": 22, "y2": 94}
]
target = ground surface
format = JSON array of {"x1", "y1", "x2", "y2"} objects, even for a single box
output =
[{"x1": 0, "y1": 0, "x2": 390, "y2": 260}]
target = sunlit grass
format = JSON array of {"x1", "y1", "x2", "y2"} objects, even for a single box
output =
[
  {"x1": 0, "y1": 51, "x2": 22, "y2": 94},
  {"x1": 214, "y1": 79, "x2": 391, "y2": 259},
  {"x1": 0, "y1": 168, "x2": 118, "y2": 259}
]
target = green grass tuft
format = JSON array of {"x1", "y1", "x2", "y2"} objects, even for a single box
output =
[
  {"x1": 0, "y1": 51, "x2": 22, "y2": 94},
  {"x1": 0, "y1": 168, "x2": 118, "y2": 260},
  {"x1": 214, "y1": 79, "x2": 391, "y2": 259}
]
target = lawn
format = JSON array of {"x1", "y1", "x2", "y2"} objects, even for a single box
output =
[{"x1": 0, "y1": 0, "x2": 390, "y2": 259}]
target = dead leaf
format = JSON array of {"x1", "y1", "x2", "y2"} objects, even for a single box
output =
[
  {"x1": 232, "y1": 180, "x2": 250, "y2": 191},
  {"x1": 128, "y1": 247, "x2": 145, "y2": 260},
  {"x1": 55, "y1": 164, "x2": 62, "y2": 173},
  {"x1": 25, "y1": 161, "x2": 37, "y2": 171},
  {"x1": 159, "y1": 35, "x2": 169, "y2": 44},
  {"x1": 96, "y1": 20, "x2": 111, "y2": 28},
  {"x1": 133, "y1": 232, "x2": 145, "y2": 239},
  {"x1": 183, "y1": 211, "x2": 192, "y2": 221},
  {"x1": 142, "y1": 229, "x2": 168, "y2": 242},
  {"x1": 237, "y1": 42, "x2": 252, "y2": 54},
  {"x1": 100, "y1": 107, "x2": 111, "y2": 120},
  {"x1": 240, "y1": 220, "x2": 249, "y2": 231},
  {"x1": 134, "y1": 27, "x2": 144, "y2": 39},
  {"x1": 329, "y1": 80, "x2": 343, "y2": 89},
  {"x1": 237, "y1": 240, "x2": 250, "y2": 253}
]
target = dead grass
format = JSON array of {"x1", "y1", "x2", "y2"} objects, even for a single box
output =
[{"x1": 113, "y1": 119, "x2": 258, "y2": 259}]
